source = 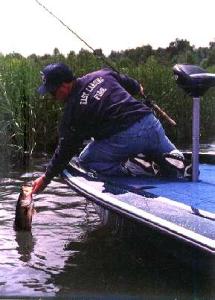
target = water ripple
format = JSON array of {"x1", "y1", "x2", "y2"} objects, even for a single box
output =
[{"x1": 0, "y1": 172, "x2": 100, "y2": 297}]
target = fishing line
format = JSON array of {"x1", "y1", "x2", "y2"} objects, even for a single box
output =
[{"x1": 34, "y1": 0, "x2": 118, "y2": 71}]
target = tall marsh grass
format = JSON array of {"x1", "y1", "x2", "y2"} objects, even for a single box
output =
[
  {"x1": 0, "y1": 56, "x2": 61, "y2": 169},
  {"x1": 0, "y1": 54, "x2": 215, "y2": 170}
]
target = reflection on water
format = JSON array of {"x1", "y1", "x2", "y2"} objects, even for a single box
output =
[
  {"x1": 0, "y1": 164, "x2": 100, "y2": 297},
  {"x1": 0, "y1": 157, "x2": 214, "y2": 298},
  {"x1": 15, "y1": 231, "x2": 35, "y2": 262}
]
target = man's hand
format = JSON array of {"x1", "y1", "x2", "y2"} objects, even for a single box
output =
[{"x1": 32, "y1": 175, "x2": 48, "y2": 194}]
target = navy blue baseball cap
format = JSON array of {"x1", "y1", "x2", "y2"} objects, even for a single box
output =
[{"x1": 38, "y1": 63, "x2": 75, "y2": 95}]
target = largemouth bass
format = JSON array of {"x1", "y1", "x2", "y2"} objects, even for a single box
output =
[{"x1": 14, "y1": 185, "x2": 35, "y2": 231}]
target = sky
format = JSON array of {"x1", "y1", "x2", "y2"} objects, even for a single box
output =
[{"x1": 0, "y1": 0, "x2": 215, "y2": 57}]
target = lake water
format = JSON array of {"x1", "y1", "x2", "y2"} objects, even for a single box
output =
[{"x1": 0, "y1": 156, "x2": 214, "y2": 299}]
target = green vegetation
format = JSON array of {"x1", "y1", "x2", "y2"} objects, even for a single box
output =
[{"x1": 0, "y1": 39, "x2": 215, "y2": 169}]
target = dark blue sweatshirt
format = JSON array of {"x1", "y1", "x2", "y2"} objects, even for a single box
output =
[{"x1": 45, "y1": 68, "x2": 152, "y2": 181}]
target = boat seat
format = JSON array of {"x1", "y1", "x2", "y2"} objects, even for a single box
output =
[{"x1": 173, "y1": 64, "x2": 215, "y2": 97}]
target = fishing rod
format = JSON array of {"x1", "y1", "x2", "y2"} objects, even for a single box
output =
[
  {"x1": 34, "y1": 0, "x2": 118, "y2": 72},
  {"x1": 34, "y1": 0, "x2": 176, "y2": 126}
]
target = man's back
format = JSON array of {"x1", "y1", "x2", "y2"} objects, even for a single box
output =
[{"x1": 63, "y1": 68, "x2": 151, "y2": 140}]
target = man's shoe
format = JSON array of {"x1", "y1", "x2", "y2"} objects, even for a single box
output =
[
  {"x1": 163, "y1": 150, "x2": 185, "y2": 170},
  {"x1": 183, "y1": 163, "x2": 192, "y2": 179},
  {"x1": 163, "y1": 151, "x2": 199, "y2": 179},
  {"x1": 122, "y1": 154, "x2": 160, "y2": 177},
  {"x1": 183, "y1": 163, "x2": 200, "y2": 180}
]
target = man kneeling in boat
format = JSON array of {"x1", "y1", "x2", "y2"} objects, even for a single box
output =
[{"x1": 32, "y1": 63, "x2": 190, "y2": 193}]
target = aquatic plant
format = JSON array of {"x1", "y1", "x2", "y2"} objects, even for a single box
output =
[
  {"x1": 0, "y1": 48, "x2": 215, "y2": 170},
  {"x1": 0, "y1": 55, "x2": 61, "y2": 167}
]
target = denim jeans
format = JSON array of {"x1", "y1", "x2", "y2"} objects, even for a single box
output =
[{"x1": 79, "y1": 113, "x2": 176, "y2": 176}]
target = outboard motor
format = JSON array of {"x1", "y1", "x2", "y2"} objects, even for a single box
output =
[{"x1": 173, "y1": 64, "x2": 215, "y2": 181}]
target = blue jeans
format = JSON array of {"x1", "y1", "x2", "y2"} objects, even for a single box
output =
[{"x1": 79, "y1": 113, "x2": 176, "y2": 176}]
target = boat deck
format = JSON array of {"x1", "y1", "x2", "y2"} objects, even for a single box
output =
[
  {"x1": 109, "y1": 163, "x2": 215, "y2": 213},
  {"x1": 63, "y1": 160, "x2": 215, "y2": 254}
]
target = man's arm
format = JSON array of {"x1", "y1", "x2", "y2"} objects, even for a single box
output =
[
  {"x1": 32, "y1": 130, "x2": 83, "y2": 193},
  {"x1": 45, "y1": 133, "x2": 82, "y2": 182},
  {"x1": 114, "y1": 71, "x2": 143, "y2": 95}
]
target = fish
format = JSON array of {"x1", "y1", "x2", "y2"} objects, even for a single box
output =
[{"x1": 14, "y1": 185, "x2": 36, "y2": 231}]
